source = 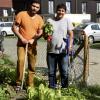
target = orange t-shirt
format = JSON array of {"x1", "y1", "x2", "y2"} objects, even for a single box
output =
[{"x1": 15, "y1": 11, "x2": 44, "y2": 45}]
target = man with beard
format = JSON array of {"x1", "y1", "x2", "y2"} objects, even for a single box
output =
[{"x1": 12, "y1": 0, "x2": 44, "y2": 91}]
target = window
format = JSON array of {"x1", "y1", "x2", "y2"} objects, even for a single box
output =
[
  {"x1": 97, "y1": 3, "x2": 100, "y2": 13},
  {"x1": 4, "y1": 23, "x2": 12, "y2": 27},
  {"x1": 91, "y1": 25, "x2": 100, "y2": 30},
  {"x1": 0, "y1": 23, "x2": 13, "y2": 27},
  {"x1": 3, "y1": 9, "x2": 8, "y2": 17},
  {"x1": 66, "y1": 2, "x2": 71, "y2": 13},
  {"x1": 0, "y1": 24, "x2": 4, "y2": 27},
  {"x1": 82, "y1": 2, "x2": 86, "y2": 14},
  {"x1": 48, "y1": 0, "x2": 54, "y2": 14},
  {"x1": 96, "y1": 3, "x2": 100, "y2": 22}
]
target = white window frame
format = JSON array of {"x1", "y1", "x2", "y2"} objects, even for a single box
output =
[
  {"x1": 82, "y1": 2, "x2": 87, "y2": 14},
  {"x1": 48, "y1": 0, "x2": 54, "y2": 14},
  {"x1": 66, "y1": 2, "x2": 71, "y2": 13},
  {"x1": 97, "y1": 3, "x2": 100, "y2": 13}
]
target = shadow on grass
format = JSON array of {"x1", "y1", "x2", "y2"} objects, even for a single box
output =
[
  {"x1": 35, "y1": 66, "x2": 48, "y2": 82},
  {"x1": 80, "y1": 84, "x2": 100, "y2": 100},
  {"x1": 35, "y1": 66, "x2": 48, "y2": 74},
  {"x1": 88, "y1": 85, "x2": 100, "y2": 95},
  {"x1": 90, "y1": 42, "x2": 100, "y2": 49}
]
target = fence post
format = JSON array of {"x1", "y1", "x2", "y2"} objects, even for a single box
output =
[
  {"x1": 83, "y1": 31, "x2": 89, "y2": 84},
  {"x1": 0, "y1": 32, "x2": 4, "y2": 56}
]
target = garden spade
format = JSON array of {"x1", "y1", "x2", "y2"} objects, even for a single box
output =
[{"x1": 21, "y1": 43, "x2": 28, "y2": 90}]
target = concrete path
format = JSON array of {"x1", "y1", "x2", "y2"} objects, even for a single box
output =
[{"x1": 87, "y1": 48, "x2": 100, "y2": 85}]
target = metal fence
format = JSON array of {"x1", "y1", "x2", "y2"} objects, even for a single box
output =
[
  {"x1": 36, "y1": 39, "x2": 84, "y2": 83},
  {"x1": 1, "y1": 31, "x2": 88, "y2": 85},
  {"x1": 36, "y1": 40, "x2": 47, "y2": 67}
]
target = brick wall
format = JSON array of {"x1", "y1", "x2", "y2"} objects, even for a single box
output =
[{"x1": 0, "y1": 0, "x2": 12, "y2": 7}]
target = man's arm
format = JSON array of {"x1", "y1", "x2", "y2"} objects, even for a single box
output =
[
  {"x1": 28, "y1": 28, "x2": 43, "y2": 44},
  {"x1": 12, "y1": 22, "x2": 28, "y2": 44},
  {"x1": 35, "y1": 28, "x2": 43, "y2": 39},
  {"x1": 28, "y1": 29, "x2": 43, "y2": 44},
  {"x1": 68, "y1": 30, "x2": 74, "y2": 51}
]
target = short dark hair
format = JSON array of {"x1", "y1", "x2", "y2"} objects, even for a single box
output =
[
  {"x1": 29, "y1": 0, "x2": 40, "y2": 5},
  {"x1": 56, "y1": 3, "x2": 66, "y2": 12},
  {"x1": 26, "y1": 0, "x2": 40, "y2": 10}
]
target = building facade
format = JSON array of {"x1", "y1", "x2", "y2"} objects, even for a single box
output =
[
  {"x1": 0, "y1": 0, "x2": 13, "y2": 16},
  {"x1": 0, "y1": 0, "x2": 100, "y2": 22}
]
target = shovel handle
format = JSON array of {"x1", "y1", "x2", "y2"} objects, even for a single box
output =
[{"x1": 21, "y1": 43, "x2": 28, "y2": 90}]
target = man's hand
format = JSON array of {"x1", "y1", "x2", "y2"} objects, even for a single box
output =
[
  {"x1": 47, "y1": 35, "x2": 52, "y2": 42},
  {"x1": 28, "y1": 39, "x2": 34, "y2": 44},
  {"x1": 36, "y1": 29, "x2": 43, "y2": 38},
  {"x1": 21, "y1": 37, "x2": 28, "y2": 44},
  {"x1": 35, "y1": 32, "x2": 42, "y2": 37}
]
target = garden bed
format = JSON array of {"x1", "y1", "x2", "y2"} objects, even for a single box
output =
[{"x1": 0, "y1": 55, "x2": 100, "y2": 100}]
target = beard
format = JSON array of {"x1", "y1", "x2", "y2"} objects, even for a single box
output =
[{"x1": 30, "y1": 10, "x2": 37, "y2": 15}]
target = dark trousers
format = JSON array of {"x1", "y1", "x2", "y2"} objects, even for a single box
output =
[{"x1": 47, "y1": 53, "x2": 69, "y2": 88}]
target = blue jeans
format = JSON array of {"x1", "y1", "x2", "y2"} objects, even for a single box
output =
[{"x1": 47, "y1": 53, "x2": 69, "y2": 88}]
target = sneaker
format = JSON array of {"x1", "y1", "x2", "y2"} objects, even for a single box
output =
[{"x1": 15, "y1": 85, "x2": 21, "y2": 92}]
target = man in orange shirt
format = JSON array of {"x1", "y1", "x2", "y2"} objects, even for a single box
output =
[{"x1": 12, "y1": 0, "x2": 44, "y2": 91}]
